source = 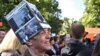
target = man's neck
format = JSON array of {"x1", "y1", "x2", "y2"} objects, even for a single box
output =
[
  {"x1": 71, "y1": 37, "x2": 82, "y2": 42},
  {"x1": 28, "y1": 47, "x2": 45, "y2": 56}
]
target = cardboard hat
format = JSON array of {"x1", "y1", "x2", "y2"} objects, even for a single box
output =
[{"x1": 5, "y1": 0, "x2": 51, "y2": 44}]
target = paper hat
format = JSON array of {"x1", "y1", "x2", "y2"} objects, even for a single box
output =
[{"x1": 5, "y1": 0, "x2": 51, "y2": 44}]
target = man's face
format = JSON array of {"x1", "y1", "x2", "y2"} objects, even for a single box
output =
[{"x1": 30, "y1": 28, "x2": 51, "y2": 51}]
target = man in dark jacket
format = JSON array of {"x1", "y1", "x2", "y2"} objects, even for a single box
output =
[
  {"x1": 61, "y1": 23, "x2": 92, "y2": 56},
  {"x1": 92, "y1": 36, "x2": 100, "y2": 56}
]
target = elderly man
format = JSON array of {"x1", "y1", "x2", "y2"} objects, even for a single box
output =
[
  {"x1": 3, "y1": 1, "x2": 52, "y2": 56},
  {"x1": 23, "y1": 22, "x2": 52, "y2": 56}
]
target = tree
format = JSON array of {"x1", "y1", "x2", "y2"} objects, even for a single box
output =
[
  {"x1": 81, "y1": 0, "x2": 100, "y2": 27},
  {"x1": 48, "y1": 16, "x2": 63, "y2": 34},
  {"x1": 59, "y1": 17, "x2": 72, "y2": 35},
  {"x1": 0, "y1": 0, "x2": 21, "y2": 29}
]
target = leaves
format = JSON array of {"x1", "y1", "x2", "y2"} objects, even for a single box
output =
[
  {"x1": 59, "y1": 17, "x2": 72, "y2": 35},
  {"x1": 81, "y1": 0, "x2": 100, "y2": 27}
]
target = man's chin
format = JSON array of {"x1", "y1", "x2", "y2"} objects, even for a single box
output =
[
  {"x1": 48, "y1": 45, "x2": 52, "y2": 49},
  {"x1": 44, "y1": 45, "x2": 52, "y2": 50}
]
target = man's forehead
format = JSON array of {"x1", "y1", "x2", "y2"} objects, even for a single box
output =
[
  {"x1": 42, "y1": 28, "x2": 51, "y2": 31},
  {"x1": 39, "y1": 29, "x2": 51, "y2": 34}
]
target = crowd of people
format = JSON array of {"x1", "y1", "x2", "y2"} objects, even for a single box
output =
[{"x1": 0, "y1": 22, "x2": 100, "y2": 56}]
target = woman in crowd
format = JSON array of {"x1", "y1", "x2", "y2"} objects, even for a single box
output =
[{"x1": 0, "y1": 29, "x2": 27, "y2": 56}]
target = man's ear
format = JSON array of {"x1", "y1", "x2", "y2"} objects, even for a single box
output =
[{"x1": 26, "y1": 40, "x2": 33, "y2": 46}]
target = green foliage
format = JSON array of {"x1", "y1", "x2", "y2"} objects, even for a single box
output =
[
  {"x1": 47, "y1": 16, "x2": 63, "y2": 34},
  {"x1": 0, "y1": 0, "x2": 21, "y2": 29},
  {"x1": 81, "y1": 0, "x2": 100, "y2": 27},
  {"x1": 59, "y1": 17, "x2": 72, "y2": 35}
]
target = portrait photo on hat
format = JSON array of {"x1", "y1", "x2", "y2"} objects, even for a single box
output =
[{"x1": 5, "y1": 0, "x2": 51, "y2": 44}]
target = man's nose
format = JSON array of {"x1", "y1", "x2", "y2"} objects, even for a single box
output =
[{"x1": 46, "y1": 33, "x2": 51, "y2": 39}]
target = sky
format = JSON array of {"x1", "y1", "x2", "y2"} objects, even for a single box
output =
[{"x1": 57, "y1": 0, "x2": 85, "y2": 21}]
